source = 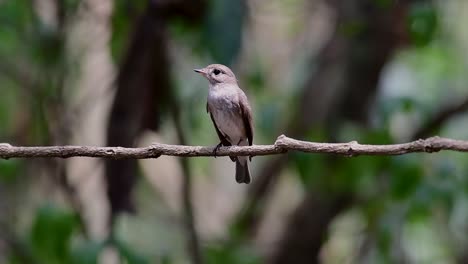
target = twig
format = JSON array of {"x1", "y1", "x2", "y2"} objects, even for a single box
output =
[
  {"x1": 413, "y1": 96, "x2": 468, "y2": 139},
  {"x1": 1, "y1": 135, "x2": 468, "y2": 159}
]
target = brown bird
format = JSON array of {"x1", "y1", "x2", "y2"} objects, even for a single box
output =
[{"x1": 194, "y1": 64, "x2": 254, "y2": 184}]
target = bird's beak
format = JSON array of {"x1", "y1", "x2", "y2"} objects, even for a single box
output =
[{"x1": 194, "y1": 68, "x2": 207, "y2": 76}]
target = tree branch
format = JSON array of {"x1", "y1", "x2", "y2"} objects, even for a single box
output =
[
  {"x1": 1, "y1": 135, "x2": 468, "y2": 159},
  {"x1": 413, "y1": 96, "x2": 468, "y2": 139}
]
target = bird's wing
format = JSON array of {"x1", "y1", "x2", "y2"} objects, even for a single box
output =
[
  {"x1": 207, "y1": 102, "x2": 231, "y2": 146},
  {"x1": 208, "y1": 102, "x2": 236, "y2": 162},
  {"x1": 238, "y1": 91, "x2": 254, "y2": 146}
]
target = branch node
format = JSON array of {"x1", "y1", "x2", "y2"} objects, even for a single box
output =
[
  {"x1": 346, "y1": 141, "x2": 359, "y2": 157},
  {"x1": 275, "y1": 134, "x2": 288, "y2": 146},
  {"x1": 424, "y1": 136, "x2": 442, "y2": 153},
  {"x1": 105, "y1": 149, "x2": 115, "y2": 155},
  {"x1": 150, "y1": 143, "x2": 162, "y2": 149},
  {"x1": 274, "y1": 134, "x2": 289, "y2": 153},
  {"x1": 149, "y1": 143, "x2": 163, "y2": 158}
]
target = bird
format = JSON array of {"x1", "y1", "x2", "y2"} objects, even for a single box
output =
[{"x1": 194, "y1": 64, "x2": 254, "y2": 184}]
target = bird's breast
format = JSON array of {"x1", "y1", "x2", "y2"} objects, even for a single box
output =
[{"x1": 208, "y1": 87, "x2": 245, "y2": 144}]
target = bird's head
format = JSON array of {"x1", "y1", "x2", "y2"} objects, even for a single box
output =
[{"x1": 194, "y1": 64, "x2": 238, "y2": 85}]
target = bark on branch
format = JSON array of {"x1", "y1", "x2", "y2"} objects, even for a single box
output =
[{"x1": 0, "y1": 135, "x2": 467, "y2": 159}]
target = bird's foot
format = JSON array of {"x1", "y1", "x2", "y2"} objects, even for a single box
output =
[{"x1": 213, "y1": 142, "x2": 223, "y2": 158}]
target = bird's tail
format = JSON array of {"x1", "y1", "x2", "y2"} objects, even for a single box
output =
[{"x1": 235, "y1": 157, "x2": 251, "y2": 184}]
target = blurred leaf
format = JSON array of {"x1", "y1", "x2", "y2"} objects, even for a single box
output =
[
  {"x1": 407, "y1": 192, "x2": 430, "y2": 222},
  {"x1": 205, "y1": 242, "x2": 260, "y2": 264},
  {"x1": 30, "y1": 205, "x2": 79, "y2": 264},
  {"x1": 408, "y1": 159, "x2": 457, "y2": 215},
  {"x1": 257, "y1": 101, "x2": 282, "y2": 140},
  {"x1": 407, "y1": 2, "x2": 438, "y2": 47},
  {"x1": 363, "y1": 196, "x2": 387, "y2": 227},
  {"x1": 331, "y1": 128, "x2": 392, "y2": 192},
  {"x1": 338, "y1": 123, "x2": 392, "y2": 144},
  {"x1": 373, "y1": 0, "x2": 393, "y2": 9},
  {"x1": 339, "y1": 20, "x2": 366, "y2": 38},
  {"x1": 245, "y1": 67, "x2": 266, "y2": 93},
  {"x1": 0, "y1": 0, "x2": 66, "y2": 68},
  {"x1": 0, "y1": 84, "x2": 16, "y2": 138},
  {"x1": 377, "y1": 226, "x2": 391, "y2": 257},
  {"x1": 365, "y1": 130, "x2": 393, "y2": 145},
  {"x1": 0, "y1": 159, "x2": 22, "y2": 183},
  {"x1": 70, "y1": 241, "x2": 105, "y2": 264},
  {"x1": 111, "y1": 0, "x2": 146, "y2": 62},
  {"x1": 380, "y1": 97, "x2": 420, "y2": 116},
  {"x1": 114, "y1": 239, "x2": 149, "y2": 264},
  {"x1": 389, "y1": 156, "x2": 423, "y2": 200},
  {"x1": 159, "y1": 255, "x2": 172, "y2": 264},
  {"x1": 65, "y1": 0, "x2": 80, "y2": 10},
  {"x1": 0, "y1": 0, "x2": 35, "y2": 55},
  {"x1": 202, "y1": 0, "x2": 245, "y2": 65},
  {"x1": 291, "y1": 130, "x2": 327, "y2": 188},
  {"x1": 0, "y1": 27, "x2": 21, "y2": 55},
  {"x1": 292, "y1": 153, "x2": 325, "y2": 188},
  {"x1": 377, "y1": 96, "x2": 426, "y2": 128},
  {"x1": 334, "y1": 156, "x2": 385, "y2": 193},
  {"x1": 32, "y1": 25, "x2": 64, "y2": 68}
]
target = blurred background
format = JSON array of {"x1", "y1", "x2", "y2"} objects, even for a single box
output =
[{"x1": 1, "y1": 0, "x2": 468, "y2": 263}]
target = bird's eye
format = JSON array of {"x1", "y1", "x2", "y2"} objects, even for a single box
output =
[{"x1": 213, "y1": 69, "x2": 221, "y2": 75}]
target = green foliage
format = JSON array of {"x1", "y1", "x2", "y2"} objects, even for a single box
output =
[
  {"x1": 376, "y1": 224, "x2": 392, "y2": 262},
  {"x1": 408, "y1": 2, "x2": 438, "y2": 47},
  {"x1": 32, "y1": 25, "x2": 64, "y2": 68},
  {"x1": 5, "y1": 204, "x2": 104, "y2": 264},
  {"x1": 293, "y1": 152, "x2": 326, "y2": 188},
  {"x1": 378, "y1": 97, "x2": 425, "y2": 126},
  {"x1": 389, "y1": 156, "x2": 423, "y2": 200},
  {"x1": 0, "y1": 85, "x2": 17, "y2": 138},
  {"x1": 244, "y1": 66, "x2": 266, "y2": 94},
  {"x1": 7, "y1": 204, "x2": 158, "y2": 264},
  {"x1": 293, "y1": 128, "x2": 392, "y2": 193},
  {"x1": 372, "y1": 0, "x2": 393, "y2": 9},
  {"x1": 334, "y1": 156, "x2": 388, "y2": 193},
  {"x1": 202, "y1": 0, "x2": 245, "y2": 66},
  {"x1": 1, "y1": 0, "x2": 467, "y2": 263},
  {"x1": 291, "y1": 130, "x2": 327, "y2": 188},
  {"x1": 30, "y1": 205, "x2": 80, "y2": 264},
  {"x1": 256, "y1": 99, "x2": 283, "y2": 140},
  {"x1": 0, "y1": 159, "x2": 22, "y2": 183},
  {"x1": 205, "y1": 242, "x2": 260, "y2": 264},
  {"x1": 69, "y1": 241, "x2": 105, "y2": 264},
  {"x1": 111, "y1": 0, "x2": 146, "y2": 62},
  {"x1": 113, "y1": 239, "x2": 149, "y2": 264},
  {"x1": 339, "y1": 20, "x2": 366, "y2": 38},
  {"x1": 0, "y1": 0, "x2": 35, "y2": 53}
]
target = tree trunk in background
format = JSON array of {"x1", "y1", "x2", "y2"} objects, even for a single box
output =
[
  {"x1": 105, "y1": 0, "x2": 206, "y2": 222},
  {"x1": 65, "y1": 0, "x2": 115, "y2": 240},
  {"x1": 105, "y1": 1, "x2": 206, "y2": 263},
  {"x1": 106, "y1": 2, "x2": 171, "y2": 219}
]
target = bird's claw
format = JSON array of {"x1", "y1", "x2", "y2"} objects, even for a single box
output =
[{"x1": 213, "y1": 142, "x2": 223, "y2": 158}]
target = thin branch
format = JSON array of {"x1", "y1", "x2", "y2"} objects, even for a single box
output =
[
  {"x1": 1, "y1": 135, "x2": 468, "y2": 159},
  {"x1": 413, "y1": 96, "x2": 468, "y2": 139}
]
